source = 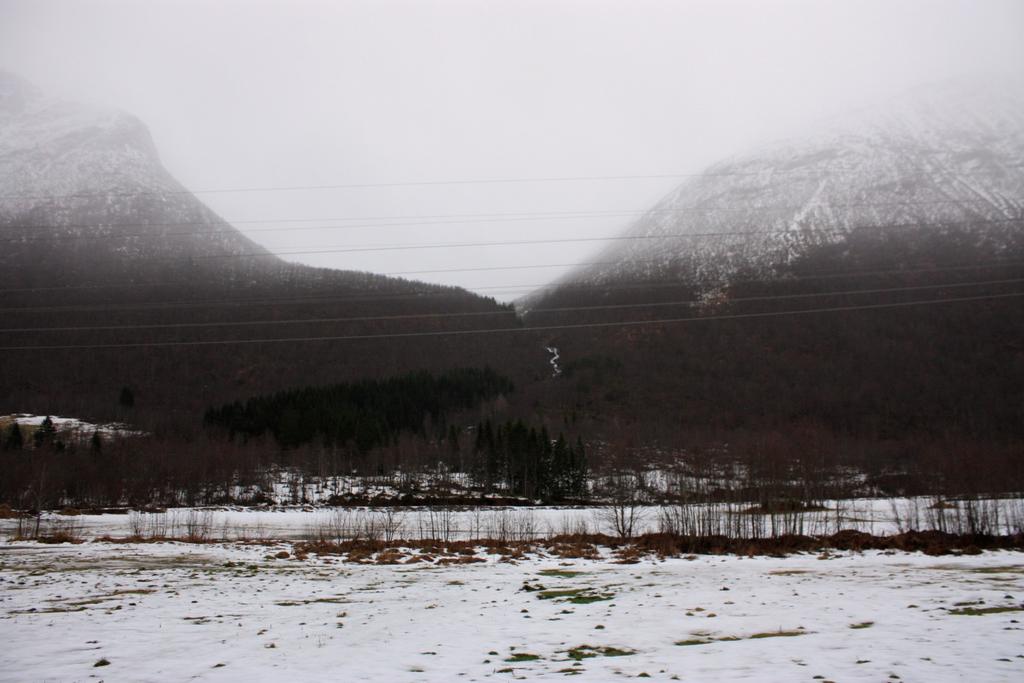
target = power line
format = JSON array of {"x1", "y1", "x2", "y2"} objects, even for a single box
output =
[
  {"x1": 0, "y1": 167, "x2": 941, "y2": 201},
  {"x1": 2, "y1": 223, "x2": 1015, "y2": 294},
  {"x1": 2, "y1": 278, "x2": 1018, "y2": 334},
  {"x1": 0, "y1": 173, "x2": 696, "y2": 201},
  {"x1": 510, "y1": 260, "x2": 1024, "y2": 295},
  {"x1": 3, "y1": 198, "x2": 1016, "y2": 241},
  {"x1": 5, "y1": 165, "x2": 1021, "y2": 202},
  {"x1": 1, "y1": 291, "x2": 1019, "y2": 351},
  {"x1": 5, "y1": 217, "x2": 1018, "y2": 263},
  {"x1": 2, "y1": 259, "x2": 1022, "y2": 312}
]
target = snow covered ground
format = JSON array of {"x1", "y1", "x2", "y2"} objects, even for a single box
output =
[
  {"x1": 0, "y1": 541, "x2": 1022, "y2": 681},
  {"x1": 0, "y1": 413, "x2": 142, "y2": 438}
]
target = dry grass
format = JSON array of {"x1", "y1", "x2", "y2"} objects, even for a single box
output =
[
  {"x1": 748, "y1": 629, "x2": 806, "y2": 639},
  {"x1": 46, "y1": 526, "x2": 1024, "y2": 562}
]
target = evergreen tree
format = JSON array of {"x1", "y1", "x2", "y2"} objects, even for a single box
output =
[
  {"x1": 534, "y1": 426, "x2": 554, "y2": 500},
  {"x1": 4, "y1": 422, "x2": 23, "y2": 450},
  {"x1": 204, "y1": 367, "x2": 514, "y2": 452},
  {"x1": 571, "y1": 437, "x2": 589, "y2": 498},
  {"x1": 119, "y1": 387, "x2": 135, "y2": 408},
  {"x1": 551, "y1": 435, "x2": 571, "y2": 499},
  {"x1": 33, "y1": 416, "x2": 55, "y2": 448}
]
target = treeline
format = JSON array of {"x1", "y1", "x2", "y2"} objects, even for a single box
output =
[
  {"x1": 204, "y1": 367, "x2": 514, "y2": 450},
  {"x1": 472, "y1": 420, "x2": 588, "y2": 500},
  {"x1": 0, "y1": 425, "x2": 589, "y2": 509},
  {"x1": 2, "y1": 367, "x2": 596, "y2": 508},
  {"x1": 2, "y1": 418, "x2": 1021, "y2": 510},
  {"x1": 0, "y1": 430, "x2": 273, "y2": 510}
]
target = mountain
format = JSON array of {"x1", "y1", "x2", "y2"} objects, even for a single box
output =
[
  {"x1": 522, "y1": 78, "x2": 1024, "y2": 458},
  {"x1": 0, "y1": 73, "x2": 536, "y2": 425},
  {"x1": 0, "y1": 70, "x2": 275, "y2": 275},
  {"x1": 527, "y1": 77, "x2": 1024, "y2": 301}
]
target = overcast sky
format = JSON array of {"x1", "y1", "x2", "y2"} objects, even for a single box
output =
[{"x1": 2, "y1": 0, "x2": 1022, "y2": 299}]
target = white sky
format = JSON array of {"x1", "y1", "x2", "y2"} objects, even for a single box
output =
[{"x1": 2, "y1": 0, "x2": 1022, "y2": 299}]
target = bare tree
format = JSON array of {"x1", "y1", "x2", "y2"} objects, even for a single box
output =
[{"x1": 599, "y1": 470, "x2": 648, "y2": 539}]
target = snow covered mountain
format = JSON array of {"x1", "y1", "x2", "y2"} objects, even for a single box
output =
[
  {"x1": 514, "y1": 79, "x2": 1024, "y2": 449},
  {"x1": 534, "y1": 77, "x2": 1024, "y2": 297},
  {"x1": 0, "y1": 70, "x2": 269, "y2": 266}
]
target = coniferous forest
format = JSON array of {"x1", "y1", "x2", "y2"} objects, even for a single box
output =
[{"x1": 203, "y1": 367, "x2": 514, "y2": 451}]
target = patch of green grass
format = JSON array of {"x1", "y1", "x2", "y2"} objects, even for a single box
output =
[
  {"x1": 566, "y1": 646, "x2": 599, "y2": 661},
  {"x1": 948, "y1": 605, "x2": 1024, "y2": 616},
  {"x1": 748, "y1": 630, "x2": 806, "y2": 639},
  {"x1": 568, "y1": 593, "x2": 613, "y2": 604},
  {"x1": 538, "y1": 589, "x2": 584, "y2": 600},
  {"x1": 537, "y1": 588, "x2": 614, "y2": 604},
  {"x1": 504, "y1": 653, "x2": 541, "y2": 662},
  {"x1": 10, "y1": 605, "x2": 87, "y2": 614},
  {"x1": 565, "y1": 645, "x2": 635, "y2": 660},
  {"x1": 539, "y1": 569, "x2": 588, "y2": 578},
  {"x1": 849, "y1": 621, "x2": 875, "y2": 629},
  {"x1": 67, "y1": 591, "x2": 153, "y2": 607},
  {"x1": 928, "y1": 564, "x2": 1024, "y2": 575},
  {"x1": 274, "y1": 596, "x2": 348, "y2": 607},
  {"x1": 676, "y1": 631, "x2": 804, "y2": 645}
]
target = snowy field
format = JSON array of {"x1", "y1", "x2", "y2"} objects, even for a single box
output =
[{"x1": 1, "y1": 541, "x2": 1022, "y2": 682}]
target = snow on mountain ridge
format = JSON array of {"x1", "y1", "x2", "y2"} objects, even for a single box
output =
[
  {"x1": 546, "y1": 78, "x2": 1024, "y2": 293},
  {"x1": 0, "y1": 72, "x2": 270, "y2": 261},
  {"x1": 0, "y1": 70, "x2": 42, "y2": 114},
  {"x1": 0, "y1": 73, "x2": 166, "y2": 205}
]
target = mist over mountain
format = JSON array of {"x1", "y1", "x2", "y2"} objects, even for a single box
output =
[
  {"x1": 522, "y1": 79, "x2": 1024, "y2": 455},
  {"x1": 0, "y1": 70, "x2": 273, "y2": 271},
  {"x1": 0, "y1": 73, "x2": 535, "y2": 424},
  {"x1": 2, "y1": 70, "x2": 1022, "y2": 462},
  {"x1": 4, "y1": 4, "x2": 1024, "y2": 676},
  {"x1": 526, "y1": 77, "x2": 1024, "y2": 304}
]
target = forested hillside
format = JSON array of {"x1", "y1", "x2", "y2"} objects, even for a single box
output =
[{"x1": 0, "y1": 73, "x2": 547, "y2": 429}]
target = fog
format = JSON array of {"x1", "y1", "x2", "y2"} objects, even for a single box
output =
[{"x1": 2, "y1": 0, "x2": 1022, "y2": 299}]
